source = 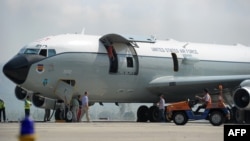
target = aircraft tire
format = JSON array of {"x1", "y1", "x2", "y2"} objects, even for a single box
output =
[
  {"x1": 65, "y1": 110, "x2": 73, "y2": 122},
  {"x1": 149, "y1": 106, "x2": 160, "y2": 122},
  {"x1": 137, "y1": 105, "x2": 149, "y2": 122}
]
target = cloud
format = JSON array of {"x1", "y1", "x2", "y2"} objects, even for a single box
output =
[{"x1": 1, "y1": 0, "x2": 250, "y2": 64}]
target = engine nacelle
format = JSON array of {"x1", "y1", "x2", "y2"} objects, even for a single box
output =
[
  {"x1": 233, "y1": 87, "x2": 250, "y2": 110},
  {"x1": 15, "y1": 86, "x2": 28, "y2": 100},
  {"x1": 32, "y1": 94, "x2": 59, "y2": 109}
]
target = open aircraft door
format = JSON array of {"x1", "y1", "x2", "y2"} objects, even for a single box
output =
[
  {"x1": 55, "y1": 80, "x2": 75, "y2": 104},
  {"x1": 100, "y1": 33, "x2": 155, "y2": 75}
]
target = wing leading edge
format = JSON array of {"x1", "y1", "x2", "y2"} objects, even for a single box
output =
[{"x1": 147, "y1": 75, "x2": 250, "y2": 96}]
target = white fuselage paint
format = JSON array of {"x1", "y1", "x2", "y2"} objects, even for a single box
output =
[{"x1": 20, "y1": 34, "x2": 250, "y2": 103}]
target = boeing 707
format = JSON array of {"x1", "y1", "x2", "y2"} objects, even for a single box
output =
[{"x1": 2, "y1": 33, "x2": 250, "y2": 123}]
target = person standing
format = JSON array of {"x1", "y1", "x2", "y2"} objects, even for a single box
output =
[
  {"x1": 0, "y1": 98, "x2": 6, "y2": 122},
  {"x1": 107, "y1": 45, "x2": 116, "y2": 72},
  {"x1": 218, "y1": 85, "x2": 224, "y2": 103},
  {"x1": 218, "y1": 85, "x2": 230, "y2": 119},
  {"x1": 24, "y1": 96, "x2": 32, "y2": 117},
  {"x1": 195, "y1": 88, "x2": 212, "y2": 113},
  {"x1": 44, "y1": 108, "x2": 51, "y2": 122},
  {"x1": 158, "y1": 94, "x2": 165, "y2": 122},
  {"x1": 80, "y1": 91, "x2": 90, "y2": 122},
  {"x1": 70, "y1": 96, "x2": 79, "y2": 122},
  {"x1": 77, "y1": 95, "x2": 82, "y2": 122},
  {"x1": 107, "y1": 45, "x2": 114, "y2": 60}
]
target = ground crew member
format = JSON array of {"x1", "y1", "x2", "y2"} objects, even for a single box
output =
[
  {"x1": 80, "y1": 91, "x2": 90, "y2": 122},
  {"x1": 195, "y1": 88, "x2": 212, "y2": 113},
  {"x1": 0, "y1": 98, "x2": 6, "y2": 122},
  {"x1": 24, "y1": 96, "x2": 32, "y2": 117},
  {"x1": 218, "y1": 85, "x2": 230, "y2": 119},
  {"x1": 71, "y1": 96, "x2": 79, "y2": 122},
  {"x1": 158, "y1": 94, "x2": 166, "y2": 122},
  {"x1": 44, "y1": 108, "x2": 51, "y2": 122},
  {"x1": 77, "y1": 95, "x2": 82, "y2": 122},
  {"x1": 218, "y1": 85, "x2": 224, "y2": 102}
]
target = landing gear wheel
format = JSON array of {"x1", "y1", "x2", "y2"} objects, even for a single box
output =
[
  {"x1": 209, "y1": 111, "x2": 224, "y2": 126},
  {"x1": 149, "y1": 106, "x2": 160, "y2": 122},
  {"x1": 137, "y1": 105, "x2": 149, "y2": 122},
  {"x1": 66, "y1": 110, "x2": 73, "y2": 122},
  {"x1": 173, "y1": 111, "x2": 187, "y2": 125}
]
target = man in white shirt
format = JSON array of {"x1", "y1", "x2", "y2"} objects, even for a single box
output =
[
  {"x1": 195, "y1": 88, "x2": 212, "y2": 113},
  {"x1": 80, "y1": 91, "x2": 90, "y2": 122},
  {"x1": 158, "y1": 94, "x2": 165, "y2": 122}
]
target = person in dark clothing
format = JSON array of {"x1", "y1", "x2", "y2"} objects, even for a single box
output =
[
  {"x1": 0, "y1": 98, "x2": 6, "y2": 122},
  {"x1": 44, "y1": 108, "x2": 51, "y2": 122},
  {"x1": 77, "y1": 95, "x2": 82, "y2": 122}
]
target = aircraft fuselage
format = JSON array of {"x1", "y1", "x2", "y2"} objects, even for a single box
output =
[{"x1": 3, "y1": 33, "x2": 250, "y2": 104}]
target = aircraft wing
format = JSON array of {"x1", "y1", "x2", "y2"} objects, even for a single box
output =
[
  {"x1": 149, "y1": 75, "x2": 250, "y2": 87},
  {"x1": 147, "y1": 75, "x2": 250, "y2": 95}
]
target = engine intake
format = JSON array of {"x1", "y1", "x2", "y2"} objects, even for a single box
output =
[
  {"x1": 233, "y1": 87, "x2": 250, "y2": 110},
  {"x1": 15, "y1": 86, "x2": 27, "y2": 100},
  {"x1": 32, "y1": 94, "x2": 58, "y2": 109}
]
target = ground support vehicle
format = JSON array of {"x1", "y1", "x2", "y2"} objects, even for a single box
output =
[{"x1": 166, "y1": 99, "x2": 230, "y2": 126}]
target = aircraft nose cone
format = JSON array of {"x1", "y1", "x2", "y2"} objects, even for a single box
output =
[
  {"x1": 3, "y1": 54, "x2": 44, "y2": 84},
  {"x1": 3, "y1": 54, "x2": 30, "y2": 84}
]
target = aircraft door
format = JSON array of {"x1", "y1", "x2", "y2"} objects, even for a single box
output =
[
  {"x1": 54, "y1": 80, "x2": 75, "y2": 105},
  {"x1": 99, "y1": 33, "x2": 141, "y2": 75},
  {"x1": 112, "y1": 43, "x2": 138, "y2": 75}
]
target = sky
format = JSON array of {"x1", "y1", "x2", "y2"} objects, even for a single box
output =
[
  {"x1": 0, "y1": 0, "x2": 250, "y2": 121},
  {"x1": 1, "y1": 0, "x2": 250, "y2": 63}
]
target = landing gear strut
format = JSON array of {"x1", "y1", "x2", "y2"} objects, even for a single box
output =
[{"x1": 54, "y1": 105, "x2": 73, "y2": 122}]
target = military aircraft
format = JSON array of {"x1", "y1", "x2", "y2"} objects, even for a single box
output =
[{"x1": 2, "y1": 33, "x2": 250, "y2": 122}]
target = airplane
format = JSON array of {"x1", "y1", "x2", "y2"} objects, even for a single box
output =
[{"x1": 2, "y1": 32, "x2": 250, "y2": 123}]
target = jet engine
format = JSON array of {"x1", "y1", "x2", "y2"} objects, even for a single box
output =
[
  {"x1": 15, "y1": 86, "x2": 28, "y2": 100},
  {"x1": 32, "y1": 94, "x2": 58, "y2": 109},
  {"x1": 233, "y1": 80, "x2": 250, "y2": 110}
]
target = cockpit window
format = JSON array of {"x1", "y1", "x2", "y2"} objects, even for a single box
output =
[
  {"x1": 24, "y1": 49, "x2": 40, "y2": 54},
  {"x1": 48, "y1": 49, "x2": 56, "y2": 57},
  {"x1": 18, "y1": 45, "x2": 56, "y2": 57},
  {"x1": 40, "y1": 49, "x2": 47, "y2": 57}
]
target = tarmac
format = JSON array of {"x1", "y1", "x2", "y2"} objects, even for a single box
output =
[{"x1": 0, "y1": 120, "x2": 225, "y2": 141}]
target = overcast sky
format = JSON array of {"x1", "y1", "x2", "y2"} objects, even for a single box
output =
[{"x1": 1, "y1": 0, "x2": 250, "y2": 63}]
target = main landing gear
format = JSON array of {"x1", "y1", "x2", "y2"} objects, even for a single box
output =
[
  {"x1": 137, "y1": 105, "x2": 163, "y2": 122},
  {"x1": 54, "y1": 104, "x2": 73, "y2": 122}
]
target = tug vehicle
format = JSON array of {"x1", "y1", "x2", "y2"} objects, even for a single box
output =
[{"x1": 166, "y1": 98, "x2": 230, "y2": 126}]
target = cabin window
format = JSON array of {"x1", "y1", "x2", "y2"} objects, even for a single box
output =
[
  {"x1": 171, "y1": 53, "x2": 179, "y2": 72},
  {"x1": 127, "y1": 57, "x2": 133, "y2": 68}
]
